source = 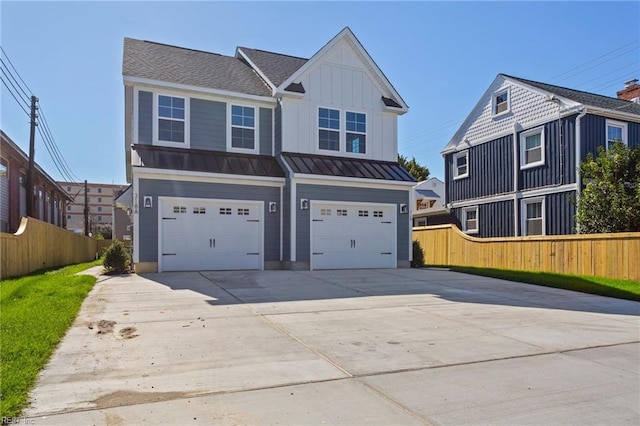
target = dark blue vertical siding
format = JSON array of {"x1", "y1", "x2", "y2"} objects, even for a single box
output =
[
  {"x1": 138, "y1": 91, "x2": 153, "y2": 144},
  {"x1": 445, "y1": 135, "x2": 514, "y2": 202},
  {"x1": 627, "y1": 122, "x2": 640, "y2": 148},
  {"x1": 519, "y1": 115, "x2": 576, "y2": 190},
  {"x1": 580, "y1": 114, "x2": 606, "y2": 161},
  {"x1": 545, "y1": 191, "x2": 577, "y2": 235},
  {"x1": 451, "y1": 200, "x2": 514, "y2": 238}
]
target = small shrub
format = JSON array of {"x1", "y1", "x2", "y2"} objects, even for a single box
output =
[
  {"x1": 103, "y1": 240, "x2": 130, "y2": 273},
  {"x1": 411, "y1": 240, "x2": 424, "y2": 268}
]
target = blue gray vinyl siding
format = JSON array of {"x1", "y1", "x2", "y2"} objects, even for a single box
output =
[
  {"x1": 138, "y1": 91, "x2": 153, "y2": 144},
  {"x1": 137, "y1": 179, "x2": 280, "y2": 263},
  {"x1": 446, "y1": 135, "x2": 513, "y2": 203},
  {"x1": 190, "y1": 99, "x2": 226, "y2": 151},
  {"x1": 452, "y1": 200, "x2": 514, "y2": 238},
  {"x1": 295, "y1": 184, "x2": 410, "y2": 262},
  {"x1": 282, "y1": 180, "x2": 291, "y2": 261},
  {"x1": 274, "y1": 104, "x2": 282, "y2": 155},
  {"x1": 259, "y1": 108, "x2": 272, "y2": 156},
  {"x1": 581, "y1": 114, "x2": 640, "y2": 161},
  {"x1": 519, "y1": 116, "x2": 576, "y2": 190},
  {"x1": 543, "y1": 191, "x2": 576, "y2": 235}
]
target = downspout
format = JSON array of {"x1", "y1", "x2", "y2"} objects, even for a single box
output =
[
  {"x1": 513, "y1": 122, "x2": 519, "y2": 236},
  {"x1": 575, "y1": 107, "x2": 587, "y2": 233}
]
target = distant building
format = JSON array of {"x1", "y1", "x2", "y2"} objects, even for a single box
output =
[
  {"x1": 113, "y1": 185, "x2": 133, "y2": 243},
  {"x1": 411, "y1": 177, "x2": 450, "y2": 227},
  {"x1": 58, "y1": 181, "x2": 128, "y2": 236},
  {"x1": 1, "y1": 130, "x2": 71, "y2": 233}
]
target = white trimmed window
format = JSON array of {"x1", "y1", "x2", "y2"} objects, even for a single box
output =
[
  {"x1": 453, "y1": 151, "x2": 469, "y2": 179},
  {"x1": 492, "y1": 88, "x2": 510, "y2": 117},
  {"x1": 158, "y1": 95, "x2": 186, "y2": 143},
  {"x1": 230, "y1": 105, "x2": 256, "y2": 151},
  {"x1": 462, "y1": 206, "x2": 478, "y2": 234},
  {"x1": 318, "y1": 107, "x2": 340, "y2": 151},
  {"x1": 606, "y1": 119, "x2": 627, "y2": 150},
  {"x1": 520, "y1": 127, "x2": 545, "y2": 168},
  {"x1": 521, "y1": 197, "x2": 545, "y2": 236},
  {"x1": 346, "y1": 112, "x2": 366, "y2": 154}
]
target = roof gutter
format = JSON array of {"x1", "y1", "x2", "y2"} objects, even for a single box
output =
[{"x1": 584, "y1": 106, "x2": 640, "y2": 123}]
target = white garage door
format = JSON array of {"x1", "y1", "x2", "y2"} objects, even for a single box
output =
[
  {"x1": 311, "y1": 202, "x2": 396, "y2": 270},
  {"x1": 159, "y1": 198, "x2": 262, "y2": 272}
]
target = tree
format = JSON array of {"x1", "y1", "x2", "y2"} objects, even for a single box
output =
[
  {"x1": 398, "y1": 154, "x2": 430, "y2": 181},
  {"x1": 576, "y1": 142, "x2": 640, "y2": 233}
]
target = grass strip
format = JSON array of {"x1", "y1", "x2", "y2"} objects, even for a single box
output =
[
  {"x1": 0, "y1": 259, "x2": 102, "y2": 417},
  {"x1": 448, "y1": 266, "x2": 640, "y2": 302}
]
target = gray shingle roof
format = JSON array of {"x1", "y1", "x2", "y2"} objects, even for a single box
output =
[
  {"x1": 123, "y1": 38, "x2": 272, "y2": 97},
  {"x1": 503, "y1": 74, "x2": 640, "y2": 115},
  {"x1": 237, "y1": 47, "x2": 308, "y2": 87}
]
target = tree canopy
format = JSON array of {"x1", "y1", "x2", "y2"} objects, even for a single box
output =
[
  {"x1": 398, "y1": 154, "x2": 430, "y2": 181},
  {"x1": 576, "y1": 142, "x2": 640, "y2": 233}
]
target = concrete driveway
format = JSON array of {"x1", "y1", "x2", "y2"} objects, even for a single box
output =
[{"x1": 25, "y1": 268, "x2": 639, "y2": 425}]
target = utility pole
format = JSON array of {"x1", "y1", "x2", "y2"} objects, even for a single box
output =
[
  {"x1": 84, "y1": 180, "x2": 89, "y2": 236},
  {"x1": 26, "y1": 95, "x2": 38, "y2": 217}
]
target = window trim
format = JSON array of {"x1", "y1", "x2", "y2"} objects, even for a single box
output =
[
  {"x1": 520, "y1": 126, "x2": 545, "y2": 169},
  {"x1": 317, "y1": 106, "x2": 341, "y2": 152},
  {"x1": 461, "y1": 206, "x2": 479, "y2": 234},
  {"x1": 521, "y1": 196, "x2": 545, "y2": 236},
  {"x1": 153, "y1": 92, "x2": 190, "y2": 148},
  {"x1": 453, "y1": 150, "x2": 469, "y2": 180},
  {"x1": 227, "y1": 103, "x2": 259, "y2": 154},
  {"x1": 492, "y1": 88, "x2": 511, "y2": 118},
  {"x1": 345, "y1": 110, "x2": 367, "y2": 155},
  {"x1": 605, "y1": 119, "x2": 628, "y2": 151}
]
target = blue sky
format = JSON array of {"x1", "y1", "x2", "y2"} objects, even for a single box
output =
[{"x1": 1, "y1": 1, "x2": 638, "y2": 184}]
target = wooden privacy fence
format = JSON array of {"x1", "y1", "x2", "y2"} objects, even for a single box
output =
[
  {"x1": 413, "y1": 224, "x2": 640, "y2": 281},
  {"x1": 1, "y1": 217, "x2": 98, "y2": 279}
]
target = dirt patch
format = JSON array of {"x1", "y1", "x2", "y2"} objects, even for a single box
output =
[
  {"x1": 118, "y1": 326, "x2": 138, "y2": 339},
  {"x1": 88, "y1": 320, "x2": 117, "y2": 335},
  {"x1": 93, "y1": 390, "x2": 190, "y2": 409}
]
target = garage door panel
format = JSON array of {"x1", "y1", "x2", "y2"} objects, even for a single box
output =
[
  {"x1": 160, "y1": 198, "x2": 262, "y2": 272},
  {"x1": 311, "y1": 203, "x2": 396, "y2": 270}
]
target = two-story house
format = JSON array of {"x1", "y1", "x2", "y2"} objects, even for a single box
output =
[
  {"x1": 123, "y1": 27, "x2": 415, "y2": 273},
  {"x1": 442, "y1": 74, "x2": 640, "y2": 238}
]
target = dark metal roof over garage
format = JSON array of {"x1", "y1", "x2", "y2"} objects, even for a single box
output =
[
  {"x1": 282, "y1": 152, "x2": 416, "y2": 182},
  {"x1": 133, "y1": 145, "x2": 286, "y2": 178}
]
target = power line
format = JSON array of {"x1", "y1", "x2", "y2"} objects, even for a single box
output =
[
  {"x1": 37, "y1": 102, "x2": 81, "y2": 182},
  {"x1": 0, "y1": 57, "x2": 32, "y2": 101},
  {"x1": 36, "y1": 125, "x2": 75, "y2": 182},
  {"x1": 0, "y1": 75, "x2": 30, "y2": 116},
  {"x1": 0, "y1": 46, "x2": 34, "y2": 96}
]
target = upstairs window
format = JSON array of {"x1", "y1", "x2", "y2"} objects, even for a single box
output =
[
  {"x1": 520, "y1": 127, "x2": 545, "y2": 168},
  {"x1": 606, "y1": 119, "x2": 627, "y2": 150},
  {"x1": 231, "y1": 105, "x2": 255, "y2": 150},
  {"x1": 492, "y1": 88, "x2": 510, "y2": 117},
  {"x1": 318, "y1": 108, "x2": 340, "y2": 151},
  {"x1": 346, "y1": 112, "x2": 366, "y2": 154},
  {"x1": 453, "y1": 151, "x2": 469, "y2": 179},
  {"x1": 158, "y1": 95, "x2": 185, "y2": 143}
]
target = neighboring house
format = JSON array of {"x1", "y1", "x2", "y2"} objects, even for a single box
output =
[
  {"x1": 411, "y1": 177, "x2": 449, "y2": 227},
  {"x1": 59, "y1": 181, "x2": 128, "y2": 236},
  {"x1": 442, "y1": 75, "x2": 640, "y2": 238},
  {"x1": 122, "y1": 27, "x2": 415, "y2": 272},
  {"x1": 113, "y1": 185, "x2": 133, "y2": 244},
  {"x1": 1, "y1": 130, "x2": 71, "y2": 233}
]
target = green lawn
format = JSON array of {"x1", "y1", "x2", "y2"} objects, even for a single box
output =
[
  {"x1": 0, "y1": 259, "x2": 102, "y2": 417},
  {"x1": 448, "y1": 266, "x2": 640, "y2": 302}
]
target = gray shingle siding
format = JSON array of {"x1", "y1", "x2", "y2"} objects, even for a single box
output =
[
  {"x1": 259, "y1": 107, "x2": 272, "y2": 156},
  {"x1": 519, "y1": 116, "x2": 577, "y2": 189},
  {"x1": 138, "y1": 91, "x2": 153, "y2": 144},
  {"x1": 137, "y1": 179, "x2": 280, "y2": 263},
  {"x1": 294, "y1": 184, "x2": 410, "y2": 262},
  {"x1": 190, "y1": 98, "x2": 226, "y2": 151},
  {"x1": 446, "y1": 135, "x2": 513, "y2": 203}
]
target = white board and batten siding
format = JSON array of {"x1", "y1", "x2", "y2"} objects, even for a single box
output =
[
  {"x1": 158, "y1": 197, "x2": 263, "y2": 272},
  {"x1": 310, "y1": 201, "x2": 396, "y2": 270},
  {"x1": 280, "y1": 38, "x2": 398, "y2": 162}
]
